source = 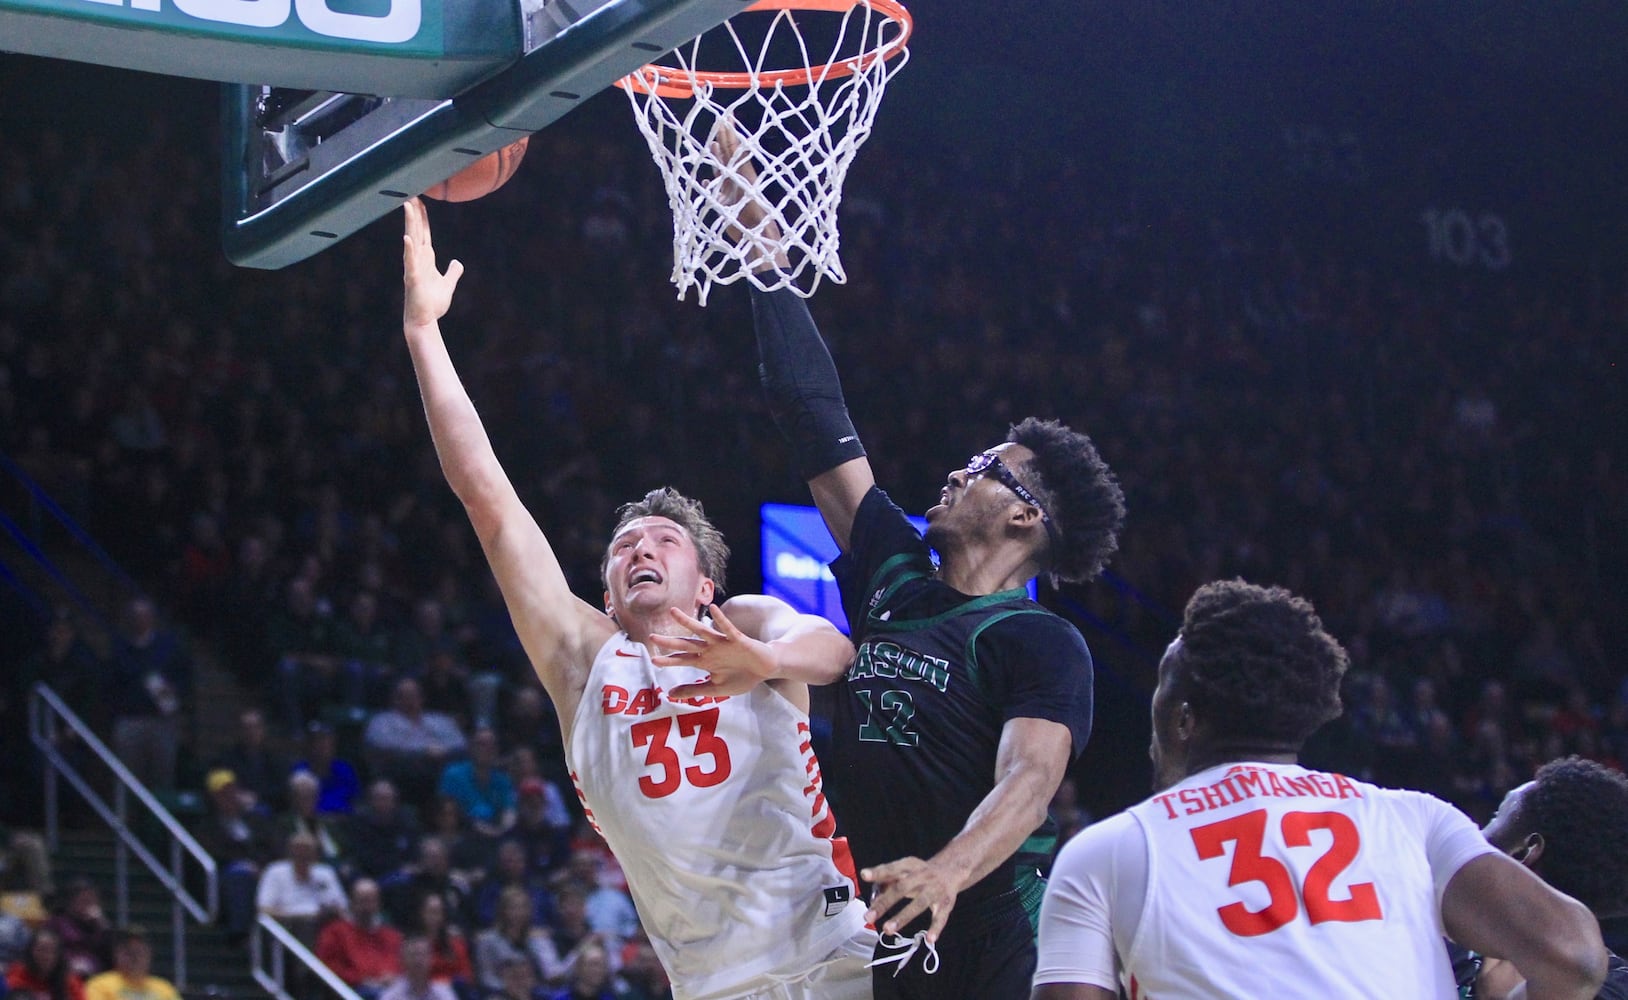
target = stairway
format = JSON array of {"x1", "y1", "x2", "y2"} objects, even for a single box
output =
[{"x1": 53, "y1": 828, "x2": 268, "y2": 1000}]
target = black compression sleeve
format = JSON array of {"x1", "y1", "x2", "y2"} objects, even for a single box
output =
[{"x1": 751, "y1": 287, "x2": 867, "y2": 479}]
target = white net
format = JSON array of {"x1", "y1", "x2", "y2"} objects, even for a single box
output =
[{"x1": 620, "y1": 0, "x2": 911, "y2": 305}]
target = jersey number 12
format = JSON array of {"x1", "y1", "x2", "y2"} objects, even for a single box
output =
[{"x1": 1190, "y1": 808, "x2": 1384, "y2": 936}]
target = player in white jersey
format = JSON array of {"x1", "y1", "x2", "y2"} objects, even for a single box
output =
[
  {"x1": 400, "y1": 199, "x2": 874, "y2": 1000},
  {"x1": 1032, "y1": 579, "x2": 1606, "y2": 1000}
]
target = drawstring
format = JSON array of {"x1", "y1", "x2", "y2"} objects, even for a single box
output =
[{"x1": 866, "y1": 931, "x2": 941, "y2": 977}]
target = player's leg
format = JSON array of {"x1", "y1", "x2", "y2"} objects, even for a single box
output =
[
  {"x1": 726, "y1": 927, "x2": 876, "y2": 1000},
  {"x1": 871, "y1": 910, "x2": 1035, "y2": 1000},
  {"x1": 794, "y1": 927, "x2": 876, "y2": 1000}
]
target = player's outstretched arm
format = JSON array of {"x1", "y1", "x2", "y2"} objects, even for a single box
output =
[
  {"x1": 750, "y1": 286, "x2": 875, "y2": 550},
  {"x1": 650, "y1": 597, "x2": 854, "y2": 707},
  {"x1": 1441, "y1": 852, "x2": 1606, "y2": 1000},
  {"x1": 709, "y1": 126, "x2": 875, "y2": 549},
  {"x1": 865, "y1": 716, "x2": 1072, "y2": 944},
  {"x1": 711, "y1": 125, "x2": 790, "y2": 274},
  {"x1": 401, "y1": 199, "x2": 609, "y2": 720}
]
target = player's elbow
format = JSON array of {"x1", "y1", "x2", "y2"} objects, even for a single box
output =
[{"x1": 1525, "y1": 899, "x2": 1608, "y2": 998}]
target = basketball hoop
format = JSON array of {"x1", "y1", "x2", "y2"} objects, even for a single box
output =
[{"x1": 617, "y1": 0, "x2": 912, "y2": 304}]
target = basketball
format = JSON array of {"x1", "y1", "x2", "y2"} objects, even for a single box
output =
[{"x1": 422, "y1": 136, "x2": 530, "y2": 203}]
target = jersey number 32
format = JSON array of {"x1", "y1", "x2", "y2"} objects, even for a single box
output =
[{"x1": 1190, "y1": 808, "x2": 1384, "y2": 937}]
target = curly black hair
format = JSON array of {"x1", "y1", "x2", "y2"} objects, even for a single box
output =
[
  {"x1": 1521, "y1": 755, "x2": 1628, "y2": 917},
  {"x1": 600, "y1": 487, "x2": 730, "y2": 593},
  {"x1": 1005, "y1": 417, "x2": 1125, "y2": 584},
  {"x1": 1176, "y1": 579, "x2": 1348, "y2": 748}
]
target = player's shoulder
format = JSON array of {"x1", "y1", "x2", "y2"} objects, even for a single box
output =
[
  {"x1": 1350, "y1": 775, "x2": 1464, "y2": 815},
  {"x1": 1055, "y1": 810, "x2": 1141, "y2": 872},
  {"x1": 972, "y1": 601, "x2": 1089, "y2": 663},
  {"x1": 850, "y1": 485, "x2": 930, "y2": 555}
]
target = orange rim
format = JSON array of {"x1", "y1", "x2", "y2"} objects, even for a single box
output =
[{"x1": 617, "y1": 0, "x2": 911, "y2": 99}]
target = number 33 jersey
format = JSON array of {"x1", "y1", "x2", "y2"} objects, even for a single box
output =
[
  {"x1": 1035, "y1": 762, "x2": 1499, "y2": 999},
  {"x1": 566, "y1": 634, "x2": 867, "y2": 1000}
]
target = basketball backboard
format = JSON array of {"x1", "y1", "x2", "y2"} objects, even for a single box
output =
[
  {"x1": 0, "y1": 0, "x2": 748, "y2": 268},
  {"x1": 222, "y1": 0, "x2": 750, "y2": 268}
]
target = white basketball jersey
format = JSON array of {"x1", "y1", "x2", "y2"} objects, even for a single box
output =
[
  {"x1": 1121, "y1": 762, "x2": 1490, "y2": 999},
  {"x1": 566, "y1": 633, "x2": 867, "y2": 1000}
]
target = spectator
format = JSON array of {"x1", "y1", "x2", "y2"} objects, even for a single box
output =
[
  {"x1": 498, "y1": 690, "x2": 562, "y2": 777},
  {"x1": 0, "y1": 827, "x2": 52, "y2": 899},
  {"x1": 560, "y1": 827, "x2": 623, "y2": 895},
  {"x1": 546, "y1": 942, "x2": 615, "y2": 1000},
  {"x1": 539, "y1": 887, "x2": 594, "y2": 989},
  {"x1": 507, "y1": 779, "x2": 570, "y2": 879},
  {"x1": 413, "y1": 894, "x2": 472, "y2": 990},
  {"x1": 293, "y1": 721, "x2": 362, "y2": 816},
  {"x1": 107, "y1": 598, "x2": 191, "y2": 792},
  {"x1": 473, "y1": 842, "x2": 552, "y2": 931},
  {"x1": 426, "y1": 799, "x2": 489, "y2": 889},
  {"x1": 191, "y1": 769, "x2": 280, "y2": 941},
  {"x1": 612, "y1": 937, "x2": 670, "y2": 1000},
  {"x1": 315, "y1": 879, "x2": 403, "y2": 1000},
  {"x1": 437, "y1": 727, "x2": 514, "y2": 843},
  {"x1": 256, "y1": 832, "x2": 347, "y2": 949},
  {"x1": 378, "y1": 938, "x2": 456, "y2": 1000},
  {"x1": 392, "y1": 599, "x2": 459, "y2": 682},
  {"x1": 14, "y1": 607, "x2": 100, "y2": 731},
  {"x1": 561, "y1": 854, "x2": 634, "y2": 948},
  {"x1": 82, "y1": 928, "x2": 177, "y2": 1000},
  {"x1": 419, "y1": 651, "x2": 475, "y2": 734},
  {"x1": 45, "y1": 881, "x2": 110, "y2": 979},
  {"x1": 275, "y1": 772, "x2": 349, "y2": 876},
  {"x1": 332, "y1": 591, "x2": 397, "y2": 708},
  {"x1": 492, "y1": 957, "x2": 547, "y2": 1000},
  {"x1": 212, "y1": 708, "x2": 290, "y2": 814},
  {"x1": 6, "y1": 927, "x2": 85, "y2": 1000},
  {"x1": 219, "y1": 536, "x2": 277, "y2": 683},
  {"x1": 177, "y1": 511, "x2": 230, "y2": 626},
  {"x1": 268, "y1": 575, "x2": 357, "y2": 734},
  {"x1": 1048, "y1": 777, "x2": 1092, "y2": 858},
  {"x1": 383, "y1": 839, "x2": 472, "y2": 935},
  {"x1": 348, "y1": 780, "x2": 420, "y2": 883},
  {"x1": 474, "y1": 887, "x2": 562, "y2": 999},
  {"x1": 364, "y1": 679, "x2": 467, "y2": 813}
]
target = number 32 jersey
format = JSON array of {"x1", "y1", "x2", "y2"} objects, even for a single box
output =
[
  {"x1": 1035, "y1": 762, "x2": 1499, "y2": 999},
  {"x1": 567, "y1": 634, "x2": 867, "y2": 1000}
]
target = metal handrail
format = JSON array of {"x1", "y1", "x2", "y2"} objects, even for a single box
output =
[
  {"x1": 29, "y1": 682, "x2": 219, "y2": 986},
  {"x1": 252, "y1": 914, "x2": 366, "y2": 1000}
]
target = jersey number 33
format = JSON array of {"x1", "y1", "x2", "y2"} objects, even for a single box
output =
[{"x1": 631, "y1": 708, "x2": 734, "y2": 799}]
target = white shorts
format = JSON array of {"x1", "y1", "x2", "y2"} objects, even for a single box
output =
[{"x1": 692, "y1": 925, "x2": 877, "y2": 1000}]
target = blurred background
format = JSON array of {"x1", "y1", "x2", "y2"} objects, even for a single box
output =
[{"x1": 1, "y1": 0, "x2": 1625, "y2": 851}]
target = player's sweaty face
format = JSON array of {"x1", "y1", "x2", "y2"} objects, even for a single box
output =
[{"x1": 605, "y1": 517, "x2": 708, "y2": 614}]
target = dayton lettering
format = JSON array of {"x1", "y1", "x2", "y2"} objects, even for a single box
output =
[
  {"x1": 600, "y1": 684, "x2": 727, "y2": 715},
  {"x1": 78, "y1": 0, "x2": 422, "y2": 44}
]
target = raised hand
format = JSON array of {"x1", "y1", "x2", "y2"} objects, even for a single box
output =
[
  {"x1": 650, "y1": 603, "x2": 780, "y2": 699},
  {"x1": 708, "y1": 122, "x2": 787, "y2": 269},
  {"x1": 402, "y1": 197, "x2": 464, "y2": 329}
]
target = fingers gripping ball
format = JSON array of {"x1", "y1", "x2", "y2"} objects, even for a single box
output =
[{"x1": 422, "y1": 136, "x2": 529, "y2": 203}]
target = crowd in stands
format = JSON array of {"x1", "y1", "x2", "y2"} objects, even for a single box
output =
[{"x1": 1, "y1": 64, "x2": 1624, "y2": 998}]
